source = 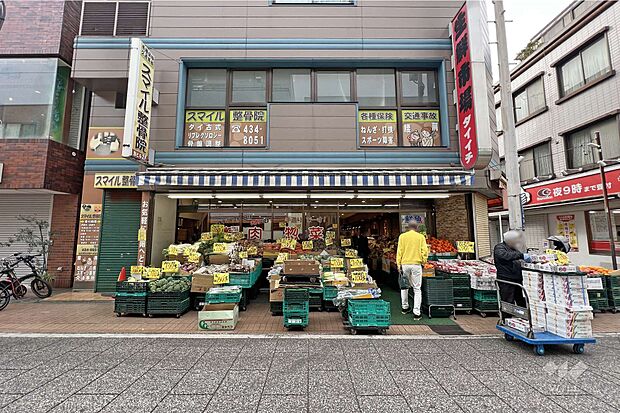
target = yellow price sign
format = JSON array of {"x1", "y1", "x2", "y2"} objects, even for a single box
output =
[
  {"x1": 168, "y1": 245, "x2": 178, "y2": 256},
  {"x1": 184, "y1": 245, "x2": 199, "y2": 256},
  {"x1": 281, "y1": 239, "x2": 297, "y2": 250},
  {"x1": 213, "y1": 243, "x2": 227, "y2": 253},
  {"x1": 279, "y1": 222, "x2": 287, "y2": 228},
  {"x1": 302, "y1": 241, "x2": 313, "y2": 250},
  {"x1": 201, "y1": 232, "x2": 213, "y2": 241},
  {"x1": 345, "y1": 249, "x2": 357, "y2": 258},
  {"x1": 456, "y1": 241, "x2": 475, "y2": 254},
  {"x1": 239, "y1": 251, "x2": 248, "y2": 259},
  {"x1": 351, "y1": 271, "x2": 367, "y2": 283},
  {"x1": 545, "y1": 249, "x2": 570, "y2": 265},
  {"x1": 130, "y1": 266, "x2": 145, "y2": 276},
  {"x1": 161, "y1": 260, "x2": 180, "y2": 273},
  {"x1": 145, "y1": 267, "x2": 161, "y2": 279},
  {"x1": 235, "y1": 232, "x2": 245, "y2": 241},
  {"x1": 341, "y1": 238, "x2": 352, "y2": 247},
  {"x1": 330, "y1": 257, "x2": 344, "y2": 268},
  {"x1": 349, "y1": 258, "x2": 364, "y2": 268},
  {"x1": 213, "y1": 272, "x2": 230, "y2": 284},
  {"x1": 247, "y1": 246, "x2": 258, "y2": 256},
  {"x1": 188, "y1": 252, "x2": 201, "y2": 263},
  {"x1": 275, "y1": 252, "x2": 289, "y2": 264},
  {"x1": 326, "y1": 238, "x2": 334, "y2": 246},
  {"x1": 224, "y1": 233, "x2": 235, "y2": 242},
  {"x1": 211, "y1": 224, "x2": 225, "y2": 234}
]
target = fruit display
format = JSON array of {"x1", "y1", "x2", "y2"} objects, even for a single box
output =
[
  {"x1": 427, "y1": 237, "x2": 458, "y2": 254},
  {"x1": 148, "y1": 276, "x2": 191, "y2": 293},
  {"x1": 432, "y1": 260, "x2": 497, "y2": 277},
  {"x1": 579, "y1": 266, "x2": 612, "y2": 276}
]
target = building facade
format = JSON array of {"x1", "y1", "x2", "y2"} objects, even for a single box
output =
[
  {"x1": 0, "y1": 0, "x2": 86, "y2": 286},
  {"x1": 491, "y1": 0, "x2": 620, "y2": 266},
  {"x1": 71, "y1": 0, "x2": 498, "y2": 292}
]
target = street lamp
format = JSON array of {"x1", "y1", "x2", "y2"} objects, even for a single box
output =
[{"x1": 588, "y1": 132, "x2": 618, "y2": 269}]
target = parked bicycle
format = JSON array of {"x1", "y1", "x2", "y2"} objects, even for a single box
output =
[{"x1": 0, "y1": 253, "x2": 53, "y2": 311}]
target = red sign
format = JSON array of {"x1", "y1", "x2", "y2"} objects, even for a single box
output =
[
  {"x1": 524, "y1": 168, "x2": 620, "y2": 206},
  {"x1": 283, "y1": 226, "x2": 299, "y2": 240},
  {"x1": 248, "y1": 226, "x2": 263, "y2": 240},
  {"x1": 308, "y1": 226, "x2": 325, "y2": 241},
  {"x1": 452, "y1": 3, "x2": 478, "y2": 170}
]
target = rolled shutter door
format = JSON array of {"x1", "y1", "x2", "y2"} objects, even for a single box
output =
[
  {"x1": 473, "y1": 193, "x2": 491, "y2": 257},
  {"x1": 96, "y1": 191, "x2": 141, "y2": 293}
]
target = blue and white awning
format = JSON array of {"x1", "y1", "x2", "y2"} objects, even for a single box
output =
[{"x1": 136, "y1": 169, "x2": 474, "y2": 189}]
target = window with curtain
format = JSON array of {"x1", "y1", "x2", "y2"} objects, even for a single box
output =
[
  {"x1": 356, "y1": 69, "x2": 396, "y2": 107},
  {"x1": 566, "y1": 116, "x2": 620, "y2": 168},
  {"x1": 513, "y1": 77, "x2": 546, "y2": 122},
  {"x1": 272, "y1": 69, "x2": 311, "y2": 102},
  {"x1": 519, "y1": 142, "x2": 552, "y2": 181},
  {"x1": 316, "y1": 71, "x2": 351, "y2": 102},
  {"x1": 558, "y1": 35, "x2": 612, "y2": 97}
]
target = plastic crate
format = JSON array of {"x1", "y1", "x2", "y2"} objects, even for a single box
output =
[
  {"x1": 421, "y1": 304, "x2": 453, "y2": 318},
  {"x1": 453, "y1": 287, "x2": 471, "y2": 298},
  {"x1": 284, "y1": 288, "x2": 309, "y2": 300},
  {"x1": 454, "y1": 297, "x2": 472, "y2": 309},
  {"x1": 229, "y1": 263, "x2": 263, "y2": 288},
  {"x1": 114, "y1": 295, "x2": 146, "y2": 315},
  {"x1": 449, "y1": 276, "x2": 471, "y2": 288},
  {"x1": 284, "y1": 313, "x2": 308, "y2": 328},
  {"x1": 283, "y1": 301, "x2": 310, "y2": 312},
  {"x1": 347, "y1": 299, "x2": 390, "y2": 316},
  {"x1": 348, "y1": 313, "x2": 390, "y2": 328},
  {"x1": 473, "y1": 290, "x2": 499, "y2": 302},
  {"x1": 205, "y1": 290, "x2": 242, "y2": 304},
  {"x1": 116, "y1": 281, "x2": 149, "y2": 293},
  {"x1": 473, "y1": 299, "x2": 499, "y2": 312},
  {"x1": 323, "y1": 286, "x2": 338, "y2": 301},
  {"x1": 605, "y1": 276, "x2": 620, "y2": 289},
  {"x1": 147, "y1": 297, "x2": 190, "y2": 316},
  {"x1": 270, "y1": 301, "x2": 283, "y2": 315}
]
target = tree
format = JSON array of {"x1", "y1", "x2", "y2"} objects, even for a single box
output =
[
  {"x1": 515, "y1": 39, "x2": 542, "y2": 62},
  {"x1": 0, "y1": 215, "x2": 53, "y2": 281}
]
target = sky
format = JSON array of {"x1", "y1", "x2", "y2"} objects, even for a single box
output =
[{"x1": 487, "y1": 0, "x2": 573, "y2": 79}]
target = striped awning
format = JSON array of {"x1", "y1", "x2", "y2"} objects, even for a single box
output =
[{"x1": 136, "y1": 169, "x2": 474, "y2": 188}]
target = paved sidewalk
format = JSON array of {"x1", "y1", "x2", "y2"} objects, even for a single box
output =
[{"x1": 0, "y1": 334, "x2": 619, "y2": 412}]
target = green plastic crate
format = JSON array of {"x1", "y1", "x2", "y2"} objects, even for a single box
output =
[
  {"x1": 229, "y1": 263, "x2": 262, "y2": 288},
  {"x1": 323, "y1": 286, "x2": 338, "y2": 301},
  {"x1": 454, "y1": 297, "x2": 472, "y2": 309},
  {"x1": 605, "y1": 276, "x2": 620, "y2": 289},
  {"x1": 147, "y1": 297, "x2": 190, "y2": 316},
  {"x1": 453, "y1": 287, "x2": 471, "y2": 298},
  {"x1": 114, "y1": 295, "x2": 146, "y2": 315},
  {"x1": 473, "y1": 299, "x2": 499, "y2": 312},
  {"x1": 347, "y1": 299, "x2": 390, "y2": 316},
  {"x1": 205, "y1": 290, "x2": 242, "y2": 304},
  {"x1": 116, "y1": 281, "x2": 149, "y2": 293},
  {"x1": 473, "y1": 290, "x2": 499, "y2": 302},
  {"x1": 421, "y1": 304, "x2": 453, "y2": 317},
  {"x1": 283, "y1": 301, "x2": 310, "y2": 312},
  {"x1": 348, "y1": 313, "x2": 390, "y2": 328},
  {"x1": 284, "y1": 288, "x2": 309, "y2": 300}
]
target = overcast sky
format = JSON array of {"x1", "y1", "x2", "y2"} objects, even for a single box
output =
[{"x1": 487, "y1": 0, "x2": 572, "y2": 78}]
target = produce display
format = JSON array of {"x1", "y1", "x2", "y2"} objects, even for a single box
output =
[
  {"x1": 148, "y1": 276, "x2": 191, "y2": 293},
  {"x1": 580, "y1": 266, "x2": 612, "y2": 276},
  {"x1": 427, "y1": 237, "x2": 458, "y2": 254}
]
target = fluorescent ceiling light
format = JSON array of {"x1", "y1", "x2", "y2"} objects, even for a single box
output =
[
  {"x1": 168, "y1": 193, "x2": 262, "y2": 199},
  {"x1": 403, "y1": 193, "x2": 450, "y2": 199},
  {"x1": 309, "y1": 193, "x2": 355, "y2": 199},
  {"x1": 356, "y1": 193, "x2": 402, "y2": 199},
  {"x1": 262, "y1": 193, "x2": 307, "y2": 199}
]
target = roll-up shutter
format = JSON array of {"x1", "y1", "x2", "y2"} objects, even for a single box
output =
[
  {"x1": 524, "y1": 213, "x2": 549, "y2": 253},
  {"x1": 96, "y1": 191, "x2": 141, "y2": 293},
  {"x1": 0, "y1": 194, "x2": 52, "y2": 276},
  {"x1": 472, "y1": 193, "x2": 491, "y2": 257}
]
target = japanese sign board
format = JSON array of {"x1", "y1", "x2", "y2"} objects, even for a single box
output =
[
  {"x1": 94, "y1": 173, "x2": 137, "y2": 189},
  {"x1": 451, "y1": 3, "x2": 478, "y2": 169},
  {"x1": 213, "y1": 243, "x2": 227, "y2": 253},
  {"x1": 345, "y1": 249, "x2": 358, "y2": 258},
  {"x1": 248, "y1": 226, "x2": 263, "y2": 240},
  {"x1": 341, "y1": 238, "x2": 352, "y2": 247},
  {"x1": 213, "y1": 272, "x2": 230, "y2": 285},
  {"x1": 161, "y1": 260, "x2": 180, "y2": 273},
  {"x1": 307, "y1": 226, "x2": 325, "y2": 241},
  {"x1": 349, "y1": 258, "x2": 364, "y2": 268},
  {"x1": 229, "y1": 109, "x2": 268, "y2": 147},
  {"x1": 74, "y1": 203, "x2": 102, "y2": 283},
  {"x1": 145, "y1": 267, "x2": 161, "y2": 279},
  {"x1": 302, "y1": 241, "x2": 313, "y2": 250},
  {"x1": 130, "y1": 266, "x2": 145, "y2": 277},
  {"x1": 351, "y1": 271, "x2": 367, "y2": 284},
  {"x1": 358, "y1": 110, "x2": 397, "y2": 147},
  {"x1": 555, "y1": 214, "x2": 579, "y2": 252},
  {"x1": 247, "y1": 246, "x2": 258, "y2": 256},
  {"x1": 283, "y1": 226, "x2": 299, "y2": 239},
  {"x1": 330, "y1": 257, "x2": 344, "y2": 268},
  {"x1": 402, "y1": 110, "x2": 441, "y2": 147},
  {"x1": 184, "y1": 110, "x2": 225, "y2": 147},
  {"x1": 211, "y1": 224, "x2": 225, "y2": 234},
  {"x1": 201, "y1": 232, "x2": 213, "y2": 241},
  {"x1": 122, "y1": 38, "x2": 154, "y2": 162},
  {"x1": 456, "y1": 241, "x2": 475, "y2": 254},
  {"x1": 137, "y1": 194, "x2": 150, "y2": 267}
]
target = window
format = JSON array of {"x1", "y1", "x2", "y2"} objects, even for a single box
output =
[
  {"x1": 519, "y1": 142, "x2": 552, "y2": 181},
  {"x1": 114, "y1": 92, "x2": 127, "y2": 109},
  {"x1": 356, "y1": 69, "x2": 396, "y2": 107},
  {"x1": 586, "y1": 210, "x2": 620, "y2": 253},
  {"x1": 495, "y1": 105, "x2": 503, "y2": 133},
  {"x1": 316, "y1": 71, "x2": 351, "y2": 102},
  {"x1": 272, "y1": 69, "x2": 311, "y2": 102},
  {"x1": 186, "y1": 69, "x2": 226, "y2": 107},
  {"x1": 558, "y1": 35, "x2": 612, "y2": 97},
  {"x1": 271, "y1": 0, "x2": 354, "y2": 4},
  {"x1": 513, "y1": 77, "x2": 546, "y2": 123},
  {"x1": 400, "y1": 70, "x2": 438, "y2": 106},
  {"x1": 232, "y1": 71, "x2": 267, "y2": 104},
  {"x1": 566, "y1": 117, "x2": 620, "y2": 168},
  {"x1": 80, "y1": 1, "x2": 150, "y2": 36}
]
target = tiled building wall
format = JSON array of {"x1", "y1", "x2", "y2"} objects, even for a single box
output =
[
  {"x1": 435, "y1": 195, "x2": 471, "y2": 243},
  {"x1": 48, "y1": 194, "x2": 80, "y2": 288}
]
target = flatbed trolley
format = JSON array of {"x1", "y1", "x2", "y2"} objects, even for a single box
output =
[{"x1": 495, "y1": 279, "x2": 596, "y2": 356}]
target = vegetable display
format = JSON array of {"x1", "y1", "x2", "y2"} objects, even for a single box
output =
[{"x1": 148, "y1": 276, "x2": 191, "y2": 293}]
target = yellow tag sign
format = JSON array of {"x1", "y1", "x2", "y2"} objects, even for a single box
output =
[
  {"x1": 161, "y1": 260, "x2": 180, "y2": 273},
  {"x1": 184, "y1": 245, "x2": 199, "y2": 256},
  {"x1": 239, "y1": 251, "x2": 248, "y2": 259},
  {"x1": 341, "y1": 238, "x2": 352, "y2": 247},
  {"x1": 235, "y1": 232, "x2": 245, "y2": 241},
  {"x1": 213, "y1": 272, "x2": 230, "y2": 284},
  {"x1": 456, "y1": 241, "x2": 475, "y2": 254},
  {"x1": 326, "y1": 238, "x2": 334, "y2": 246},
  {"x1": 145, "y1": 267, "x2": 161, "y2": 279},
  {"x1": 322, "y1": 271, "x2": 334, "y2": 278},
  {"x1": 349, "y1": 258, "x2": 364, "y2": 268},
  {"x1": 213, "y1": 243, "x2": 227, "y2": 253},
  {"x1": 276, "y1": 252, "x2": 289, "y2": 264},
  {"x1": 281, "y1": 239, "x2": 297, "y2": 250},
  {"x1": 224, "y1": 233, "x2": 235, "y2": 242},
  {"x1": 302, "y1": 241, "x2": 313, "y2": 250},
  {"x1": 168, "y1": 245, "x2": 178, "y2": 255},
  {"x1": 345, "y1": 249, "x2": 357, "y2": 258},
  {"x1": 326, "y1": 231, "x2": 336, "y2": 239},
  {"x1": 130, "y1": 266, "x2": 145, "y2": 276},
  {"x1": 137, "y1": 228, "x2": 147, "y2": 241},
  {"x1": 279, "y1": 222, "x2": 287, "y2": 228},
  {"x1": 201, "y1": 232, "x2": 213, "y2": 241},
  {"x1": 211, "y1": 224, "x2": 225, "y2": 234},
  {"x1": 351, "y1": 271, "x2": 367, "y2": 283},
  {"x1": 248, "y1": 246, "x2": 258, "y2": 256},
  {"x1": 330, "y1": 257, "x2": 344, "y2": 268},
  {"x1": 188, "y1": 252, "x2": 201, "y2": 263}
]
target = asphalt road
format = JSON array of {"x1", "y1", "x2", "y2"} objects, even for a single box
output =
[{"x1": 0, "y1": 334, "x2": 619, "y2": 412}]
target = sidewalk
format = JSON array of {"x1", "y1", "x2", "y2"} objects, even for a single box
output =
[{"x1": 2, "y1": 292, "x2": 619, "y2": 335}]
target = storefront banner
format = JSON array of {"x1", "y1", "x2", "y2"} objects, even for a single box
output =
[
  {"x1": 524, "y1": 167, "x2": 620, "y2": 206},
  {"x1": 451, "y1": 3, "x2": 479, "y2": 170},
  {"x1": 87, "y1": 127, "x2": 125, "y2": 160},
  {"x1": 74, "y1": 203, "x2": 102, "y2": 283},
  {"x1": 184, "y1": 110, "x2": 225, "y2": 147},
  {"x1": 555, "y1": 214, "x2": 579, "y2": 252},
  {"x1": 122, "y1": 38, "x2": 155, "y2": 162},
  {"x1": 229, "y1": 109, "x2": 268, "y2": 147},
  {"x1": 402, "y1": 110, "x2": 441, "y2": 147},
  {"x1": 283, "y1": 226, "x2": 299, "y2": 239},
  {"x1": 358, "y1": 110, "x2": 397, "y2": 147},
  {"x1": 94, "y1": 173, "x2": 137, "y2": 189}
]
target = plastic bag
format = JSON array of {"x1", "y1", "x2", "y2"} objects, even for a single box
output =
[{"x1": 398, "y1": 270, "x2": 411, "y2": 290}]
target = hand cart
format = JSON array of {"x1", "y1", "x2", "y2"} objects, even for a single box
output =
[{"x1": 495, "y1": 279, "x2": 596, "y2": 356}]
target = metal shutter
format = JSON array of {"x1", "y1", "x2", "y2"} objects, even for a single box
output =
[
  {"x1": 95, "y1": 191, "x2": 141, "y2": 293},
  {"x1": 80, "y1": 2, "x2": 116, "y2": 36},
  {"x1": 472, "y1": 193, "x2": 491, "y2": 257},
  {"x1": 116, "y1": 2, "x2": 149, "y2": 36},
  {"x1": 524, "y1": 213, "x2": 549, "y2": 253},
  {"x1": 0, "y1": 194, "x2": 52, "y2": 276}
]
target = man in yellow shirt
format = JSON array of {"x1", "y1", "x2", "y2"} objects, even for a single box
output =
[{"x1": 396, "y1": 221, "x2": 429, "y2": 319}]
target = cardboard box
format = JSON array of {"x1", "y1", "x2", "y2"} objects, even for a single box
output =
[
  {"x1": 207, "y1": 254, "x2": 230, "y2": 265},
  {"x1": 191, "y1": 274, "x2": 214, "y2": 293},
  {"x1": 283, "y1": 260, "x2": 320, "y2": 275},
  {"x1": 198, "y1": 303, "x2": 239, "y2": 330},
  {"x1": 269, "y1": 275, "x2": 283, "y2": 302}
]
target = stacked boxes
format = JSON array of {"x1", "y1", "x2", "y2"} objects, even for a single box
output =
[
  {"x1": 421, "y1": 278, "x2": 454, "y2": 317},
  {"x1": 545, "y1": 302, "x2": 593, "y2": 339},
  {"x1": 283, "y1": 288, "x2": 309, "y2": 329},
  {"x1": 522, "y1": 270, "x2": 547, "y2": 331}
]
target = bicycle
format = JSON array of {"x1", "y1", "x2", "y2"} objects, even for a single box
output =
[{"x1": 0, "y1": 253, "x2": 53, "y2": 311}]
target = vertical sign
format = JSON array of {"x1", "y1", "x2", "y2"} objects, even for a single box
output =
[
  {"x1": 137, "y1": 192, "x2": 151, "y2": 266},
  {"x1": 74, "y1": 204, "x2": 102, "y2": 284},
  {"x1": 229, "y1": 109, "x2": 268, "y2": 147},
  {"x1": 555, "y1": 214, "x2": 579, "y2": 252},
  {"x1": 123, "y1": 38, "x2": 155, "y2": 162},
  {"x1": 451, "y1": 3, "x2": 478, "y2": 170},
  {"x1": 184, "y1": 110, "x2": 225, "y2": 147},
  {"x1": 358, "y1": 110, "x2": 397, "y2": 147}
]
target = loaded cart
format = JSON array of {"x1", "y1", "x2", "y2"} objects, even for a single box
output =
[{"x1": 343, "y1": 298, "x2": 391, "y2": 335}]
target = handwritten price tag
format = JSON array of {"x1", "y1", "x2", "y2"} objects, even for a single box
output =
[
  {"x1": 213, "y1": 272, "x2": 230, "y2": 284},
  {"x1": 351, "y1": 271, "x2": 367, "y2": 283},
  {"x1": 456, "y1": 241, "x2": 475, "y2": 254},
  {"x1": 247, "y1": 246, "x2": 258, "y2": 256},
  {"x1": 213, "y1": 243, "x2": 227, "y2": 253},
  {"x1": 188, "y1": 252, "x2": 201, "y2": 263},
  {"x1": 341, "y1": 238, "x2": 352, "y2": 247},
  {"x1": 302, "y1": 241, "x2": 313, "y2": 250},
  {"x1": 345, "y1": 249, "x2": 357, "y2": 258},
  {"x1": 161, "y1": 260, "x2": 180, "y2": 273},
  {"x1": 184, "y1": 245, "x2": 199, "y2": 256},
  {"x1": 279, "y1": 222, "x2": 287, "y2": 228},
  {"x1": 224, "y1": 233, "x2": 235, "y2": 242},
  {"x1": 281, "y1": 239, "x2": 297, "y2": 250},
  {"x1": 130, "y1": 266, "x2": 145, "y2": 276},
  {"x1": 144, "y1": 267, "x2": 161, "y2": 279},
  {"x1": 276, "y1": 252, "x2": 289, "y2": 264},
  {"x1": 239, "y1": 251, "x2": 248, "y2": 259},
  {"x1": 168, "y1": 245, "x2": 178, "y2": 255},
  {"x1": 211, "y1": 224, "x2": 225, "y2": 234},
  {"x1": 349, "y1": 258, "x2": 364, "y2": 268},
  {"x1": 326, "y1": 238, "x2": 334, "y2": 246},
  {"x1": 330, "y1": 257, "x2": 344, "y2": 268},
  {"x1": 201, "y1": 232, "x2": 213, "y2": 241}
]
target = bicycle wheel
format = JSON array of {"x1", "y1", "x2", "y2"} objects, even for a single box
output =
[
  {"x1": 31, "y1": 278, "x2": 52, "y2": 298},
  {"x1": 0, "y1": 286, "x2": 10, "y2": 311}
]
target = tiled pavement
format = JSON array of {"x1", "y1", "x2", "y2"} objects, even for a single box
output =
[{"x1": 0, "y1": 335, "x2": 619, "y2": 412}]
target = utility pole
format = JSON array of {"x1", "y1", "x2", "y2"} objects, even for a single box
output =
[
  {"x1": 593, "y1": 131, "x2": 618, "y2": 269},
  {"x1": 493, "y1": 0, "x2": 524, "y2": 231}
]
